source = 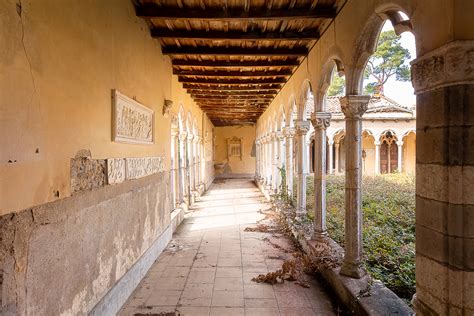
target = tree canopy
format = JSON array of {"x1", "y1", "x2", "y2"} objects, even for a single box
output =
[
  {"x1": 326, "y1": 30, "x2": 411, "y2": 97},
  {"x1": 364, "y1": 30, "x2": 411, "y2": 95}
]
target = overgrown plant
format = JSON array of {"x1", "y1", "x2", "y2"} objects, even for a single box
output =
[{"x1": 308, "y1": 174, "x2": 416, "y2": 301}]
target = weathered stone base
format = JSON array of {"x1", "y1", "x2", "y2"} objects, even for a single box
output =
[
  {"x1": 89, "y1": 207, "x2": 185, "y2": 316},
  {"x1": 0, "y1": 172, "x2": 174, "y2": 315}
]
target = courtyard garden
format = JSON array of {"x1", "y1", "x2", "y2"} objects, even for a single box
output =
[{"x1": 304, "y1": 173, "x2": 416, "y2": 301}]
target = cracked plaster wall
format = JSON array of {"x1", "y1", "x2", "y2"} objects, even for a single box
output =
[
  {"x1": 0, "y1": 172, "x2": 170, "y2": 315},
  {"x1": 0, "y1": 0, "x2": 214, "y2": 215}
]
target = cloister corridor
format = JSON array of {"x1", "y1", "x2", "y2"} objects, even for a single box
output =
[{"x1": 119, "y1": 179, "x2": 341, "y2": 316}]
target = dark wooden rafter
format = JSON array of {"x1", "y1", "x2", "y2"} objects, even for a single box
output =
[
  {"x1": 136, "y1": 6, "x2": 336, "y2": 20},
  {"x1": 178, "y1": 77, "x2": 287, "y2": 84},
  {"x1": 174, "y1": 69, "x2": 292, "y2": 77},
  {"x1": 172, "y1": 59, "x2": 300, "y2": 67},
  {"x1": 182, "y1": 83, "x2": 281, "y2": 91},
  {"x1": 135, "y1": 0, "x2": 340, "y2": 125},
  {"x1": 163, "y1": 46, "x2": 308, "y2": 56},
  {"x1": 153, "y1": 29, "x2": 319, "y2": 41},
  {"x1": 186, "y1": 89, "x2": 277, "y2": 95}
]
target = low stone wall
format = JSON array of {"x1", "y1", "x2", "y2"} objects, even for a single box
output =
[{"x1": 0, "y1": 172, "x2": 172, "y2": 315}]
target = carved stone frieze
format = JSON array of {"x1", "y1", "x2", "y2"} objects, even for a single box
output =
[
  {"x1": 411, "y1": 41, "x2": 474, "y2": 94},
  {"x1": 107, "y1": 158, "x2": 126, "y2": 184},
  {"x1": 310, "y1": 112, "x2": 332, "y2": 130},
  {"x1": 125, "y1": 157, "x2": 165, "y2": 180},
  {"x1": 112, "y1": 90, "x2": 155, "y2": 144},
  {"x1": 340, "y1": 95, "x2": 370, "y2": 119}
]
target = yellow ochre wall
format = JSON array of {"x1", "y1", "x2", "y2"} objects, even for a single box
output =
[
  {"x1": 214, "y1": 125, "x2": 256, "y2": 175},
  {"x1": 0, "y1": 0, "x2": 213, "y2": 215}
]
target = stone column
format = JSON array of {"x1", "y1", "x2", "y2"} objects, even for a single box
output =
[
  {"x1": 187, "y1": 134, "x2": 195, "y2": 203},
  {"x1": 310, "y1": 112, "x2": 332, "y2": 240},
  {"x1": 171, "y1": 130, "x2": 180, "y2": 208},
  {"x1": 328, "y1": 139, "x2": 334, "y2": 174},
  {"x1": 339, "y1": 95, "x2": 370, "y2": 278},
  {"x1": 178, "y1": 132, "x2": 188, "y2": 205},
  {"x1": 397, "y1": 140, "x2": 403, "y2": 172},
  {"x1": 255, "y1": 139, "x2": 260, "y2": 181},
  {"x1": 264, "y1": 136, "x2": 271, "y2": 187},
  {"x1": 374, "y1": 141, "x2": 381, "y2": 174},
  {"x1": 295, "y1": 120, "x2": 311, "y2": 217},
  {"x1": 283, "y1": 127, "x2": 296, "y2": 197},
  {"x1": 275, "y1": 131, "x2": 285, "y2": 192},
  {"x1": 270, "y1": 132, "x2": 278, "y2": 192},
  {"x1": 335, "y1": 142, "x2": 340, "y2": 174},
  {"x1": 410, "y1": 41, "x2": 474, "y2": 315}
]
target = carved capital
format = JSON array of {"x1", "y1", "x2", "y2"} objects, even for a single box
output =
[
  {"x1": 295, "y1": 120, "x2": 310, "y2": 136},
  {"x1": 276, "y1": 131, "x2": 285, "y2": 140},
  {"x1": 396, "y1": 140, "x2": 404, "y2": 147},
  {"x1": 187, "y1": 134, "x2": 194, "y2": 141},
  {"x1": 340, "y1": 95, "x2": 370, "y2": 119},
  {"x1": 411, "y1": 40, "x2": 474, "y2": 94},
  {"x1": 310, "y1": 111, "x2": 332, "y2": 130},
  {"x1": 179, "y1": 132, "x2": 188, "y2": 141},
  {"x1": 374, "y1": 141, "x2": 381, "y2": 146},
  {"x1": 283, "y1": 127, "x2": 296, "y2": 139}
]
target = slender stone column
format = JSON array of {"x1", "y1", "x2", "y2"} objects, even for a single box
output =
[
  {"x1": 264, "y1": 136, "x2": 271, "y2": 187},
  {"x1": 255, "y1": 139, "x2": 260, "y2": 180},
  {"x1": 295, "y1": 120, "x2": 311, "y2": 217},
  {"x1": 339, "y1": 95, "x2": 370, "y2": 278},
  {"x1": 283, "y1": 127, "x2": 296, "y2": 197},
  {"x1": 178, "y1": 132, "x2": 188, "y2": 204},
  {"x1": 171, "y1": 130, "x2": 180, "y2": 208},
  {"x1": 397, "y1": 140, "x2": 403, "y2": 172},
  {"x1": 310, "y1": 112, "x2": 332, "y2": 240},
  {"x1": 275, "y1": 131, "x2": 285, "y2": 192},
  {"x1": 270, "y1": 132, "x2": 277, "y2": 192},
  {"x1": 187, "y1": 134, "x2": 195, "y2": 203},
  {"x1": 328, "y1": 139, "x2": 334, "y2": 174},
  {"x1": 335, "y1": 142, "x2": 340, "y2": 174},
  {"x1": 374, "y1": 141, "x2": 381, "y2": 174}
]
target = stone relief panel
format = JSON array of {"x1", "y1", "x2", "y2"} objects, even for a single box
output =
[
  {"x1": 106, "y1": 157, "x2": 165, "y2": 184},
  {"x1": 71, "y1": 157, "x2": 107, "y2": 193},
  {"x1": 107, "y1": 158, "x2": 126, "y2": 184},
  {"x1": 411, "y1": 41, "x2": 474, "y2": 94},
  {"x1": 112, "y1": 89, "x2": 154, "y2": 144},
  {"x1": 125, "y1": 157, "x2": 165, "y2": 180}
]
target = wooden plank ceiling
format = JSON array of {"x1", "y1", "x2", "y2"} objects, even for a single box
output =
[{"x1": 135, "y1": 0, "x2": 342, "y2": 126}]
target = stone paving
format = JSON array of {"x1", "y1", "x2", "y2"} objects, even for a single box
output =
[{"x1": 119, "y1": 179, "x2": 341, "y2": 316}]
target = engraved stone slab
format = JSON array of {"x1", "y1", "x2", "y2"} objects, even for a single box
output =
[
  {"x1": 125, "y1": 157, "x2": 165, "y2": 180},
  {"x1": 112, "y1": 89, "x2": 155, "y2": 144},
  {"x1": 107, "y1": 158, "x2": 126, "y2": 184}
]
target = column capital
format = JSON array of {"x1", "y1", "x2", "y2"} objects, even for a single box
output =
[
  {"x1": 276, "y1": 131, "x2": 285, "y2": 140},
  {"x1": 187, "y1": 134, "x2": 194, "y2": 141},
  {"x1": 295, "y1": 120, "x2": 310, "y2": 136},
  {"x1": 328, "y1": 139, "x2": 334, "y2": 145},
  {"x1": 374, "y1": 140, "x2": 381, "y2": 146},
  {"x1": 310, "y1": 111, "x2": 332, "y2": 130},
  {"x1": 283, "y1": 127, "x2": 296, "y2": 138},
  {"x1": 340, "y1": 95, "x2": 370, "y2": 119},
  {"x1": 396, "y1": 140, "x2": 404, "y2": 146},
  {"x1": 179, "y1": 132, "x2": 188, "y2": 141}
]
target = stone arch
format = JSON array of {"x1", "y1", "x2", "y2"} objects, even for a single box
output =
[
  {"x1": 317, "y1": 49, "x2": 346, "y2": 111},
  {"x1": 178, "y1": 104, "x2": 186, "y2": 132},
  {"x1": 285, "y1": 94, "x2": 297, "y2": 127},
  {"x1": 347, "y1": 3, "x2": 415, "y2": 95},
  {"x1": 278, "y1": 104, "x2": 286, "y2": 131},
  {"x1": 297, "y1": 79, "x2": 314, "y2": 120}
]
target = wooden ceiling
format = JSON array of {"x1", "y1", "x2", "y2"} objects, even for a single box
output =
[{"x1": 135, "y1": 0, "x2": 343, "y2": 126}]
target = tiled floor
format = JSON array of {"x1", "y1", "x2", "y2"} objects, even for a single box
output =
[{"x1": 119, "y1": 179, "x2": 341, "y2": 316}]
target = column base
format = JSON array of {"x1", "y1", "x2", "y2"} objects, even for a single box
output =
[
  {"x1": 311, "y1": 231, "x2": 328, "y2": 242},
  {"x1": 340, "y1": 260, "x2": 366, "y2": 279}
]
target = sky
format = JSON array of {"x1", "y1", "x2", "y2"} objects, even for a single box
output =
[{"x1": 365, "y1": 21, "x2": 417, "y2": 107}]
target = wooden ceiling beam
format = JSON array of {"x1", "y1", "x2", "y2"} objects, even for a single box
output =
[
  {"x1": 172, "y1": 59, "x2": 300, "y2": 67},
  {"x1": 187, "y1": 89, "x2": 277, "y2": 95},
  {"x1": 192, "y1": 95, "x2": 273, "y2": 100},
  {"x1": 136, "y1": 6, "x2": 336, "y2": 20},
  {"x1": 178, "y1": 77, "x2": 286, "y2": 84},
  {"x1": 163, "y1": 46, "x2": 308, "y2": 56},
  {"x1": 152, "y1": 29, "x2": 319, "y2": 41},
  {"x1": 182, "y1": 83, "x2": 281, "y2": 91},
  {"x1": 174, "y1": 70, "x2": 292, "y2": 77}
]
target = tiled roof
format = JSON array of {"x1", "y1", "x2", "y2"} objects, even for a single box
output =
[{"x1": 325, "y1": 95, "x2": 413, "y2": 114}]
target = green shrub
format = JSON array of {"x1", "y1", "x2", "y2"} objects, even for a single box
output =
[{"x1": 307, "y1": 174, "x2": 416, "y2": 301}]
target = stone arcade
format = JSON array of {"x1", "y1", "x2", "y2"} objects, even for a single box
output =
[{"x1": 1, "y1": 0, "x2": 473, "y2": 315}]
